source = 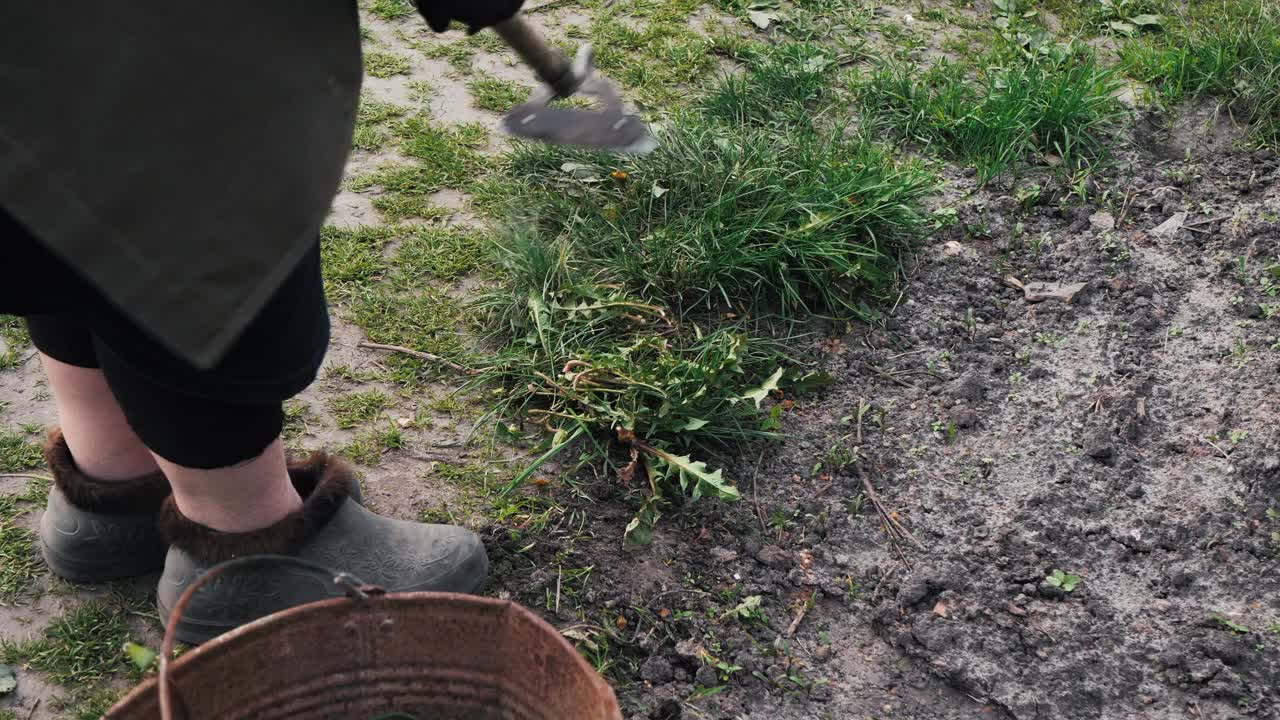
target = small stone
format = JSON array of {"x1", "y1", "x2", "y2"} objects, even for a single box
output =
[
  {"x1": 1021, "y1": 583, "x2": 1037, "y2": 596},
  {"x1": 813, "y1": 644, "x2": 834, "y2": 663},
  {"x1": 1090, "y1": 211, "x2": 1116, "y2": 231},
  {"x1": 710, "y1": 547, "x2": 739, "y2": 563},
  {"x1": 834, "y1": 553, "x2": 854, "y2": 569},
  {"x1": 641, "y1": 655, "x2": 674, "y2": 684},
  {"x1": 756, "y1": 545, "x2": 791, "y2": 569},
  {"x1": 695, "y1": 664, "x2": 720, "y2": 687},
  {"x1": 1125, "y1": 484, "x2": 1145, "y2": 499}
]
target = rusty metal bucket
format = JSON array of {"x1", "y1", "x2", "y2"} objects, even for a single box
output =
[{"x1": 106, "y1": 557, "x2": 622, "y2": 720}]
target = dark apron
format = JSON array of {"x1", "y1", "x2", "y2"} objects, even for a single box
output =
[{"x1": 0, "y1": 1, "x2": 362, "y2": 369}]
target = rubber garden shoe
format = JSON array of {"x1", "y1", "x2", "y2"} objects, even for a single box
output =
[
  {"x1": 156, "y1": 452, "x2": 488, "y2": 645},
  {"x1": 39, "y1": 429, "x2": 171, "y2": 582}
]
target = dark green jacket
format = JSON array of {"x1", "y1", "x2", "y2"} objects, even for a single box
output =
[{"x1": 0, "y1": 2, "x2": 362, "y2": 368}]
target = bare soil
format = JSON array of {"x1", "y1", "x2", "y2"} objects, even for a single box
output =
[{"x1": 4, "y1": 4, "x2": 1280, "y2": 720}]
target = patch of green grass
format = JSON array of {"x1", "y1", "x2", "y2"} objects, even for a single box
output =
[
  {"x1": 464, "y1": 29, "x2": 513, "y2": 53},
  {"x1": 468, "y1": 74, "x2": 531, "y2": 112},
  {"x1": 471, "y1": 59, "x2": 933, "y2": 541},
  {"x1": 368, "y1": 0, "x2": 416, "y2": 20},
  {"x1": 350, "y1": 119, "x2": 489, "y2": 195},
  {"x1": 371, "y1": 194, "x2": 454, "y2": 223},
  {"x1": 365, "y1": 50, "x2": 413, "y2": 78},
  {"x1": 0, "y1": 600, "x2": 132, "y2": 685},
  {"x1": 0, "y1": 316, "x2": 29, "y2": 347},
  {"x1": 50, "y1": 686, "x2": 122, "y2": 720},
  {"x1": 853, "y1": 41, "x2": 1128, "y2": 182},
  {"x1": 353, "y1": 96, "x2": 408, "y2": 151},
  {"x1": 0, "y1": 430, "x2": 44, "y2": 473},
  {"x1": 282, "y1": 401, "x2": 313, "y2": 442},
  {"x1": 0, "y1": 492, "x2": 44, "y2": 602},
  {"x1": 349, "y1": 286, "x2": 469, "y2": 361},
  {"x1": 587, "y1": 1, "x2": 720, "y2": 108},
  {"x1": 421, "y1": 41, "x2": 476, "y2": 73},
  {"x1": 319, "y1": 225, "x2": 395, "y2": 301},
  {"x1": 1119, "y1": 0, "x2": 1280, "y2": 147},
  {"x1": 494, "y1": 121, "x2": 933, "y2": 318},
  {"x1": 701, "y1": 43, "x2": 833, "y2": 127},
  {"x1": 391, "y1": 226, "x2": 489, "y2": 284},
  {"x1": 328, "y1": 391, "x2": 391, "y2": 429}
]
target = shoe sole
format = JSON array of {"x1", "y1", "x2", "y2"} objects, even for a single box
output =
[
  {"x1": 159, "y1": 571, "x2": 488, "y2": 647},
  {"x1": 40, "y1": 538, "x2": 164, "y2": 584}
]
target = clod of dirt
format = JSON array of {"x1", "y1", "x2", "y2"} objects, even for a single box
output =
[
  {"x1": 947, "y1": 373, "x2": 988, "y2": 402},
  {"x1": 755, "y1": 545, "x2": 790, "y2": 568},
  {"x1": 1084, "y1": 430, "x2": 1115, "y2": 460},
  {"x1": 694, "y1": 664, "x2": 719, "y2": 688},
  {"x1": 1089, "y1": 210, "x2": 1116, "y2": 231},
  {"x1": 709, "y1": 547, "x2": 738, "y2": 563},
  {"x1": 641, "y1": 655, "x2": 675, "y2": 684},
  {"x1": 649, "y1": 698, "x2": 682, "y2": 720}
]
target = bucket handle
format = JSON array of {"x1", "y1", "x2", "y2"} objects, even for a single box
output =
[{"x1": 159, "y1": 554, "x2": 382, "y2": 720}]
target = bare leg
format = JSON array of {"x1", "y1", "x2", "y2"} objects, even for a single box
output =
[
  {"x1": 153, "y1": 437, "x2": 302, "y2": 533},
  {"x1": 41, "y1": 353, "x2": 159, "y2": 480}
]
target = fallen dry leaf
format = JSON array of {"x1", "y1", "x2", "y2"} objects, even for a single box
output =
[{"x1": 933, "y1": 600, "x2": 949, "y2": 618}]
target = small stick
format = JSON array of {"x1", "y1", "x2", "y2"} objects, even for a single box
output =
[
  {"x1": 856, "y1": 464, "x2": 925, "y2": 552},
  {"x1": 786, "y1": 592, "x2": 816, "y2": 637},
  {"x1": 555, "y1": 565, "x2": 563, "y2": 615},
  {"x1": 863, "y1": 364, "x2": 917, "y2": 390},
  {"x1": 751, "y1": 449, "x2": 768, "y2": 533},
  {"x1": 358, "y1": 341, "x2": 479, "y2": 375},
  {"x1": 1184, "y1": 215, "x2": 1231, "y2": 227}
]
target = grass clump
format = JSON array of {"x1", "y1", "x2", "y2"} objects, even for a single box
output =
[
  {"x1": 364, "y1": 50, "x2": 413, "y2": 78},
  {"x1": 587, "y1": 0, "x2": 720, "y2": 108},
  {"x1": 328, "y1": 390, "x2": 391, "y2": 429},
  {"x1": 854, "y1": 41, "x2": 1128, "y2": 182},
  {"x1": 371, "y1": 194, "x2": 453, "y2": 223},
  {"x1": 0, "y1": 485, "x2": 47, "y2": 603},
  {"x1": 368, "y1": 0, "x2": 416, "y2": 21},
  {"x1": 319, "y1": 225, "x2": 395, "y2": 301},
  {"x1": 1120, "y1": 0, "x2": 1280, "y2": 147},
  {"x1": 353, "y1": 96, "x2": 408, "y2": 151},
  {"x1": 701, "y1": 43, "x2": 834, "y2": 127},
  {"x1": 0, "y1": 430, "x2": 44, "y2": 472},
  {"x1": 468, "y1": 75, "x2": 531, "y2": 113},
  {"x1": 391, "y1": 226, "x2": 489, "y2": 283},
  {"x1": 0, "y1": 599, "x2": 132, "y2": 685},
  {"x1": 350, "y1": 119, "x2": 489, "y2": 196},
  {"x1": 472, "y1": 56, "x2": 932, "y2": 540}
]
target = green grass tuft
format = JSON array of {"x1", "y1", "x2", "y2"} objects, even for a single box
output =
[
  {"x1": 700, "y1": 43, "x2": 833, "y2": 127},
  {"x1": 353, "y1": 97, "x2": 409, "y2": 151},
  {"x1": 391, "y1": 226, "x2": 489, "y2": 284},
  {"x1": 1119, "y1": 0, "x2": 1280, "y2": 147},
  {"x1": 0, "y1": 430, "x2": 44, "y2": 472},
  {"x1": 364, "y1": 50, "x2": 413, "y2": 78},
  {"x1": 350, "y1": 119, "x2": 490, "y2": 196},
  {"x1": 371, "y1": 194, "x2": 454, "y2": 223},
  {"x1": 0, "y1": 489, "x2": 46, "y2": 603},
  {"x1": 468, "y1": 75, "x2": 532, "y2": 113},
  {"x1": 368, "y1": 0, "x2": 416, "y2": 21},
  {"x1": 854, "y1": 42, "x2": 1129, "y2": 182},
  {"x1": 0, "y1": 600, "x2": 132, "y2": 685},
  {"x1": 327, "y1": 390, "x2": 391, "y2": 429},
  {"x1": 319, "y1": 225, "x2": 396, "y2": 301}
]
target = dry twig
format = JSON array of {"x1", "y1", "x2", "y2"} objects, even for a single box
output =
[{"x1": 358, "y1": 341, "x2": 479, "y2": 375}]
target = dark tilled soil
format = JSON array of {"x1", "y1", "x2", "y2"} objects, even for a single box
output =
[{"x1": 487, "y1": 110, "x2": 1280, "y2": 720}]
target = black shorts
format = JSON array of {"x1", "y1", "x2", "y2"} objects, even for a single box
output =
[{"x1": 0, "y1": 206, "x2": 330, "y2": 467}]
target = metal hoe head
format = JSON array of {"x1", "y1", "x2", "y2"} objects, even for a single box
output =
[{"x1": 503, "y1": 45, "x2": 658, "y2": 155}]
